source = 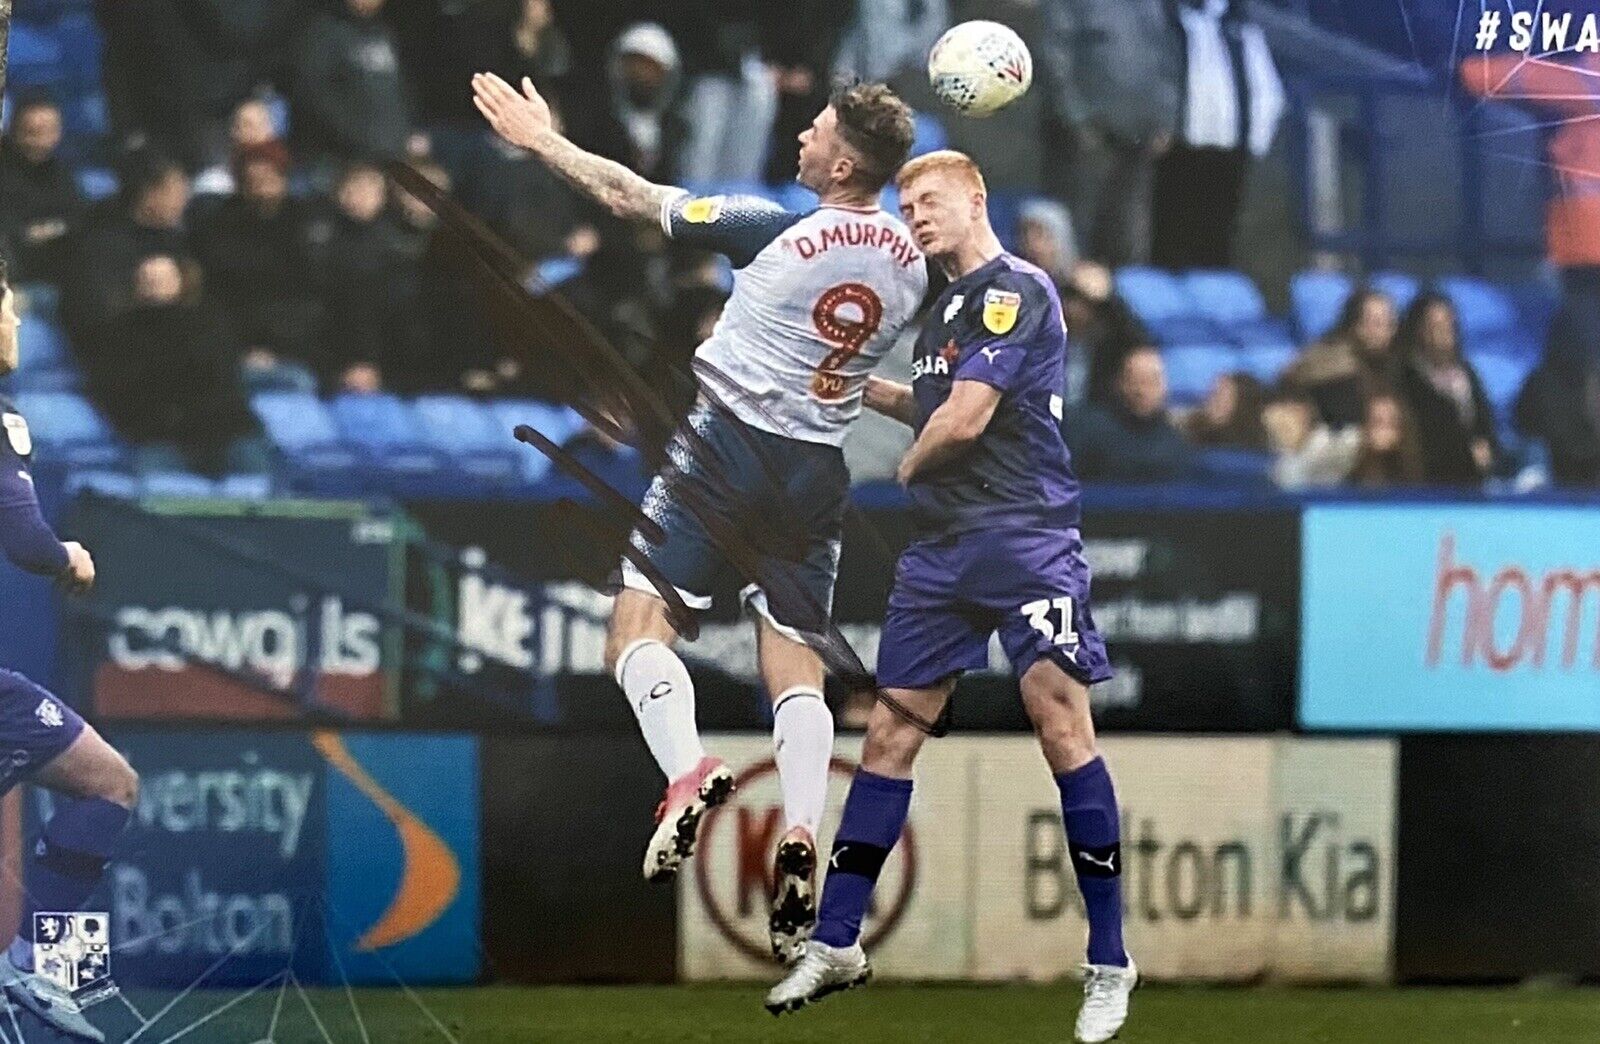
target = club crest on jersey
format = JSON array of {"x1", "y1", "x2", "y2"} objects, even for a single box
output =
[
  {"x1": 982, "y1": 289, "x2": 1021, "y2": 334},
  {"x1": 3, "y1": 413, "x2": 31, "y2": 457},
  {"x1": 681, "y1": 196, "x2": 723, "y2": 224}
]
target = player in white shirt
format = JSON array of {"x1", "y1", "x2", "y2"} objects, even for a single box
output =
[{"x1": 473, "y1": 73, "x2": 926, "y2": 961}]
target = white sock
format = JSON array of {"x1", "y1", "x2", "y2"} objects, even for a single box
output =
[
  {"x1": 617, "y1": 639, "x2": 706, "y2": 781},
  {"x1": 772, "y1": 687, "x2": 833, "y2": 837}
]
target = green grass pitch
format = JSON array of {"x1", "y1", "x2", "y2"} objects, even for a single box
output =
[{"x1": 103, "y1": 983, "x2": 1600, "y2": 1043}]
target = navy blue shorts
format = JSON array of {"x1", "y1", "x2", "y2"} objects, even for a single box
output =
[
  {"x1": 876, "y1": 526, "x2": 1113, "y2": 690},
  {"x1": 622, "y1": 405, "x2": 848, "y2": 638},
  {"x1": 0, "y1": 669, "x2": 87, "y2": 797}
]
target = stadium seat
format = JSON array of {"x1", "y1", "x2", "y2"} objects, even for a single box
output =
[
  {"x1": 250, "y1": 391, "x2": 365, "y2": 486},
  {"x1": 1161, "y1": 343, "x2": 1237, "y2": 405},
  {"x1": 1290, "y1": 270, "x2": 1353, "y2": 342},
  {"x1": 1370, "y1": 271, "x2": 1420, "y2": 312},
  {"x1": 11, "y1": 391, "x2": 122, "y2": 467},
  {"x1": 330, "y1": 392, "x2": 454, "y2": 492},
  {"x1": 140, "y1": 472, "x2": 216, "y2": 498},
  {"x1": 7, "y1": 20, "x2": 68, "y2": 89},
  {"x1": 216, "y1": 473, "x2": 275, "y2": 500},
  {"x1": 1471, "y1": 354, "x2": 1536, "y2": 415},
  {"x1": 9, "y1": 367, "x2": 83, "y2": 393},
  {"x1": 413, "y1": 394, "x2": 523, "y2": 489},
  {"x1": 909, "y1": 111, "x2": 949, "y2": 158},
  {"x1": 1115, "y1": 267, "x2": 1196, "y2": 326},
  {"x1": 17, "y1": 314, "x2": 70, "y2": 371},
  {"x1": 1510, "y1": 280, "x2": 1559, "y2": 341},
  {"x1": 1147, "y1": 315, "x2": 1224, "y2": 347},
  {"x1": 490, "y1": 399, "x2": 588, "y2": 485},
  {"x1": 1239, "y1": 342, "x2": 1298, "y2": 383},
  {"x1": 1184, "y1": 270, "x2": 1267, "y2": 326},
  {"x1": 75, "y1": 167, "x2": 118, "y2": 201},
  {"x1": 1473, "y1": 331, "x2": 1541, "y2": 360},
  {"x1": 64, "y1": 469, "x2": 137, "y2": 499},
  {"x1": 1439, "y1": 276, "x2": 1518, "y2": 339}
]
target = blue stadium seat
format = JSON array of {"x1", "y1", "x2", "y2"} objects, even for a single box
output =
[
  {"x1": 1471, "y1": 354, "x2": 1536, "y2": 415},
  {"x1": 12, "y1": 391, "x2": 121, "y2": 466},
  {"x1": 1184, "y1": 270, "x2": 1267, "y2": 326},
  {"x1": 1290, "y1": 271, "x2": 1353, "y2": 341},
  {"x1": 1473, "y1": 331, "x2": 1541, "y2": 359},
  {"x1": 75, "y1": 167, "x2": 118, "y2": 201},
  {"x1": 1116, "y1": 267, "x2": 1196, "y2": 326},
  {"x1": 413, "y1": 394, "x2": 522, "y2": 488},
  {"x1": 909, "y1": 111, "x2": 949, "y2": 158},
  {"x1": 490, "y1": 399, "x2": 588, "y2": 484},
  {"x1": 64, "y1": 469, "x2": 137, "y2": 499},
  {"x1": 216, "y1": 473, "x2": 275, "y2": 500},
  {"x1": 140, "y1": 472, "x2": 216, "y2": 498},
  {"x1": 10, "y1": 367, "x2": 83, "y2": 393},
  {"x1": 1370, "y1": 272, "x2": 1420, "y2": 312},
  {"x1": 1239, "y1": 342, "x2": 1297, "y2": 383},
  {"x1": 1147, "y1": 315, "x2": 1224, "y2": 347},
  {"x1": 1510, "y1": 280, "x2": 1559, "y2": 342},
  {"x1": 1439, "y1": 276, "x2": 1518, "y2": 339},
  {"x1": 1161, "y1": 343, "x2": 1237, "y2": 405},
  {"x1": 250, "y1": 391, "x2": 365, "y2": 484},
  {"x1": 7, "y1": 21, "x2": 68, "y2": 89},
  {"x1": 330, "y1": 393, "x2": 452, "y2": 492},
  {"x1": 17, "y1": 314, "x2": 70, "y2": 371}
]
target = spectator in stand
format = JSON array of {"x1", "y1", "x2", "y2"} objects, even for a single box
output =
[
  {"x1": 1184, "y1": 372, "x2": 1268, "y2": 450},
  {"x1": 1462, "y1": 50, "x2": 1600, "y2": 386},
  {"x1": 1061, "y1": 261, "x2": 1150, "y2": 408},
  {"x1": 1395, "y1": 291, "x2": 1499, "y2": 487},
  {"x1": 290, "y1": 0, "x2": 410, "y2": 173},
  {"x1": 78, "y1": 255, "x2": 269, "y2": 476},
  {"x1": 1347, "y1": 392, "x2": 1423, "y2": 489},
  {"x1": 1037, "y1": 0, "x2": 1182, "y2": 265},
  {"x1": 1065, "y1": 346, "x2": 1195, "y2": 481},
  {"x1": 192, "y1": 141, "x2": 322, "y2": 388},
  {"x1": 1017, "y1": 199, "x2": 1079, "y2": 288},
  {"x1": 835, "y1": 0, "x2": 948, "y2": 85},
  {"x1": 1515, "y1": 305, "x2": 1600, "y2": 487},
  {"x1": 664, "y1": 4, "x2": 777, "y2": 184},
  {"x1": 462, "y1": 100, "x2": 597, "y2": 267},
  {"x1": 305, "y1": 162, "x2": 418, "y2": 390},
  {"x1": 0, "y1": 95, "x2": 84, "y2": 286},
  {"x1": 760, "y1": 0, "x2": 853, "y2": 185},
  {"x1": 570, "y1": 23, "x2": 685, "y2": 184},
  {"x1": 192, "y1": 96, "x2": 284, "y2": 196},
  {"x1": 64, "y1": 150, "x2": 194, "y2": 337},
  {"x1": 1262, "y1": 387, "x2": 1358, "y2": 490},
  {"x1": 1281, "y1": 285, "x2": 1399, "y2": 429},
  {"x1": 1150, "y1": 0, "x2": 1283, "y2": 270},
  {"x1": 96, "y1": 0, "x2": 297, "y2": 170}
]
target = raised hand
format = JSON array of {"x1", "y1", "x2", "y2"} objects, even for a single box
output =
[{"x1": 472, "y1": 72, "x2": 553, "y2": 151}]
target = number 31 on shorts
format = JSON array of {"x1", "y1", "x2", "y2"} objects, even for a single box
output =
[{"x1": 1021, "y1": 596, "x2": 1079, "y2": 647}]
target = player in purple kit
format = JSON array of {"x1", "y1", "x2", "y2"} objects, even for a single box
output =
[
  {"x1": 765, "y1": 152, "x2": 1136, "y2": 1043},
  {"x1": 0, "y1": 286, "x2": 137, "y2": 1043}
]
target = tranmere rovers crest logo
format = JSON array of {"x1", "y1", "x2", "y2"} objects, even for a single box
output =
[{"x1": 34, "y1": 912, "x2": 116, "y2": 1005}]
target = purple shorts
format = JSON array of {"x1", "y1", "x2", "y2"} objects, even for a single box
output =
[
  {"x1": 0, "y1": 669, "x2": 87, "y2": 797},
  {"x1": 876, "y1": 527, "x2": 1112, "y2": 690}
]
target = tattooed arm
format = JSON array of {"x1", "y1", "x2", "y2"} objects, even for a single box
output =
[{"x1": 472, "y1": 72, "x2": 676, "y2": 224}]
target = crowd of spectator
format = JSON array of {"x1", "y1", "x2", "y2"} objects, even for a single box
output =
[{"x1": 0, "y1": 0, "x2": 1589, "y2": 490}]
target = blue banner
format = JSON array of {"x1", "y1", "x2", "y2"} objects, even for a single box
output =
[{"x1": 1301, "y1": 504, "x2": 1600, "y2": 730}]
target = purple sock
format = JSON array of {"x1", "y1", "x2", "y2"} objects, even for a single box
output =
[
  {"x1": 9, "y1": 797, "x2": 130, "y2": 971},
  {"x1": 813, "y1": 769, "x2": 911, "y2": 948},
  {"x1": 1056, "y1": 757, "x2": 1128, "y2": 967}
]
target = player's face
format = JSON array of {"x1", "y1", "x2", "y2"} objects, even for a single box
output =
[
  {"x1": 796, "y1": 106, "x2": 845, "y2": 191},
  {"x1": 898, "y1": 170, "x2": 982, "y2": 258}
]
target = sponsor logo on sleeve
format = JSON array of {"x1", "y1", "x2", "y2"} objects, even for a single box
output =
[
  {"x1": 682, "y1": 197, "x2": 725, "y2": 224},
  {"x1": 982, "y1": 289, "x2": 1021, "y2": 335},
  {"x1": 3, "y1": 413, "x2": 31, "y2": 457}
]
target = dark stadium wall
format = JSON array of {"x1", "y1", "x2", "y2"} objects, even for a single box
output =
[
  {"x1": 1397, "y1": 735, "x2": 1600, "y2": 982},
  {"x1": 480, "y1": 733, "x2": 677, "y2": 983}
]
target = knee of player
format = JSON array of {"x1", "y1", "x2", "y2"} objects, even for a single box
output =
[{"x1": 860, "y1": 721, "x2": 922, "y2": 776}]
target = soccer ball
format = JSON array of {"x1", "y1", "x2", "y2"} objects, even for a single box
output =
[{"x1": 928, "y1": 20, "x2": 1032, "y2": 118}]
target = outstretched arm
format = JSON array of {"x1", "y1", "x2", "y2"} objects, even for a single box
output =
[{"x1": 472, "y1": 72, "x2": 676, "y2": 224}]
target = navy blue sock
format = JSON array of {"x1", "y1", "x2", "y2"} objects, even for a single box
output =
[
  {"x1": 813, "y1": 769, "x2": 912, "y2": 948},
  {"x1": 9, "y1": 797, "x2": 130, "y2": 971},
  {"x1": 1056, "y1": 757, "x2": 1128, "y2": 967}
]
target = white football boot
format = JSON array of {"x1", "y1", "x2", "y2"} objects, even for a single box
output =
[
  {"x1": 1074, "y1": 958, "x2": 1137, "y2": 1043},
  {"x1": 764, "y1": 939, "x2": 871, "y2": 1015},
  {"x1": 0, "y1": 951, "x2": 105, "y2": 1042},
  {"x1": 642, "y1": 755, "x2": 735, "y2": 882}
]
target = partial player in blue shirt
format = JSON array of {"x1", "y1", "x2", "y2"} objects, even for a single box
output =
[
  {"x1": 766, "y1": 154, "x2": 1136, "y2": 1044},
  {"x1": 0, "y1": 286, "x2": 137, "y2": 1042}
]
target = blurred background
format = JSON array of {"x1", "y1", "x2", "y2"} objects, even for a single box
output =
[{"x1": 0, "y1": 0, "x2": 1597, "y2": 1035}]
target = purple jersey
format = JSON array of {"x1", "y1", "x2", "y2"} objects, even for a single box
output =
[
  {"x1": 907, "y1": 254, "x2": 1079, "y2": 538},
  {"x1": 0, "y1": 396, "x2": 69, "y2": 578}
]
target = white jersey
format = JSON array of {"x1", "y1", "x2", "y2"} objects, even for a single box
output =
[{"x1": 659, "y1": 191, "x2": 929, "y2": 447}]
